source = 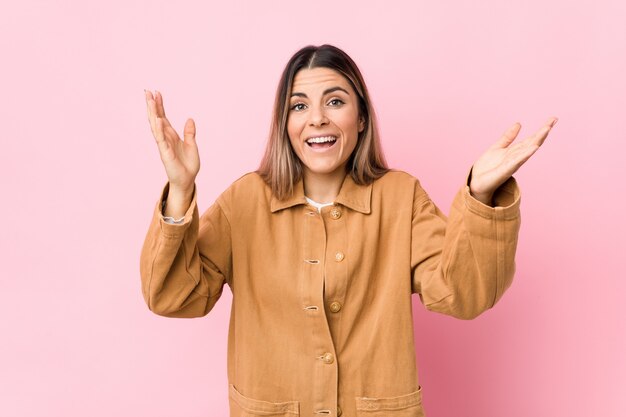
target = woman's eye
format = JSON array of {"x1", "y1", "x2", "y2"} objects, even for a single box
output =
[
  {"x1": 329, "y1": 99, "x2": 344, "y2": 106},
  {"x1": 291, "y1": 103, "x2": 306, "y2": 111}
]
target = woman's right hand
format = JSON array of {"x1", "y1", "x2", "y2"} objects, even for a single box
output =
[{"x1": 145, "y1": 90, "x2": 200, "y2": 194}]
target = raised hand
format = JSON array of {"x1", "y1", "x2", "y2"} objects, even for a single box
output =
[
  {"x1": 469, "y1": 117, "x2": 558, "y2": 205},
  {"x1": 145, "y1": 90, "x2": 200, "y2": 194}
]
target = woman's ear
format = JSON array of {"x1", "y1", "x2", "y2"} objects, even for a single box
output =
[{"x1": 358, "y1": 116, "x2": 365, "y2": 133}]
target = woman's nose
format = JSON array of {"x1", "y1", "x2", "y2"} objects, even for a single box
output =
[{"x1": 308, "y1": 105, "x2": 329, "y2": 126}]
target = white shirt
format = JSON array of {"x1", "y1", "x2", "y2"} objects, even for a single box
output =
[{"x1": 304, "y1": 196, "x2": 334, "y2": 212}]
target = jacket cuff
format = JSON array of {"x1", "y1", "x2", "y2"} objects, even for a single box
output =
[
  {"x1": 463, "y1": 166, "x2": 521, "y2": 220},
  {"x1": 154, "y1": 181, "x2": 198, "y2": 236}
]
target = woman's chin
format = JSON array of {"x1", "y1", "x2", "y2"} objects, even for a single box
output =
[{"x1": 302, "y1": 162, "x2": 347, "y2": 177}]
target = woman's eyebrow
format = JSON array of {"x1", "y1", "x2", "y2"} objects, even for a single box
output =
[{"x1": 291, "y1": 86, "x2": 350, "y2": 98}]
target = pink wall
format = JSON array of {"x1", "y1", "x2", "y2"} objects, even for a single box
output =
[{"x1": 1, "y1": 0, "x2": 624, "y2": 416}]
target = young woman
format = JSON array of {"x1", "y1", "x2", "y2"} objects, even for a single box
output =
[{"x1": 140, "y1": 44, "x2": 557, "y2": 417}]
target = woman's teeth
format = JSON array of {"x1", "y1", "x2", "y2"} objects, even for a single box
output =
[{"x1": 306, "y1": 136, "x2": 337, "y2": 145}]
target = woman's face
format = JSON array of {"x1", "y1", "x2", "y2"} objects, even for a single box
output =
[{"x1": 287, "y1": 67, "x2": 365, "y2": 177}]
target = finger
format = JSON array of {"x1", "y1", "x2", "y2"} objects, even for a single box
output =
[
  {"x1": 530, "y1": 117, "x2": 558, "y2": 146},
  {"x1": 154, "y1": 90, "x2": 173, "y2": 129},
  {"x1": 147, "y1": 91, "x2": 158, "y2": 136},
  {"x1": 145, "y1": 88, "x2": 154, "y2": 103},
  {"x1": 154, "y1": 116, "x2": 170, "y2": 157},
  {"x1": 548, "y1": 116, "x2": 558, "y2": 128},
  {"x1": 531, "y1": 123, "x2": 554, "y2": 147},
  {"x1": 155, "y1": 90, "x2": 167, "y2": 118},
  {"x1": 145, "y1": 89, "x2": 153, "y2": 115},
  {"x1": 517, "y1": 117, "x2": 556, "y2": 149},
  {"x1": 145, "y1": 90, "x2": 155, "y2": 131},
  {"x1": 183, "y1": 118, "x2": 196, "y2": 145},
  {"x1": 493, "y1": 122, "x2": 522, "y2": 149}
]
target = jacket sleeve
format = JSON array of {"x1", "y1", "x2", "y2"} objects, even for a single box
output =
[
  {"x1": 139, "y1": 181, "x2": 232, "y2": 318},
  {"x1": 410, "y1": 168, "x2": 521, "y2": 319}
]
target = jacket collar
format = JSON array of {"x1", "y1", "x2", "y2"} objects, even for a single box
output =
[{"x1": 270, "y1": 174, "x2": 372, "y2": 214}]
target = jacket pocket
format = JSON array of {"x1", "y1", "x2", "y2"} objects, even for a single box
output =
[
  {"x1": 229, "y1": 384, "x2": 300, "y2": 416},
  {"x1": 355, "y1": 386, "x2": 424, "y2": 417}
]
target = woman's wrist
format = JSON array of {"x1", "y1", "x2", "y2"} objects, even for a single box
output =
[
  {"x1": 164, "y1": 183, "x2": 194, "y2": 218},
  {"x1": 469, "y1": 189, "x2": 494, "y2": 206}
]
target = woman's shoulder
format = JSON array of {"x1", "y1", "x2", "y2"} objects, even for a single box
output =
[
  {"x1": 375, "y1": 169, "x2": 423, "y2": 188},
  {"x1": 374, "y1": 169, "x2": 429, "y2": 202},
  {"x1": 229, "y1": 171, "x2": 268, "y2": 189},
  {"x1": 215, "y1": 171, "x2": 271, "y2": 208}
]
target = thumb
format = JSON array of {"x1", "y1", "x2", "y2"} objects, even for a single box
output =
[
  {"x1": 493, "y1": 122, "x2": 521, "y2": 149},
  {"x1": 183, "y1": 118, "x2": 196, "y2": 144}
]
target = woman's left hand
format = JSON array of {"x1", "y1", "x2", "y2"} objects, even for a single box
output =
[{"x1": 469, "y1": 116, "x2": 558, "y2": 205}]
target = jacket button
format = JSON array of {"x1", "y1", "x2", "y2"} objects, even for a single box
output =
[
  {"x1": 330, "y1": 208, "x2": 342, "y2": 219},
  {"x1": 337, "y1": 405, "x2": 342, "y2": 416},
  {"x1": 323, "y1": 352, "x2": 334, "y2": 364},
  {"x1": 329, "y1": 301, "x2": 342, "y2": 313},
  {"x1": 334, "y1": 252, "x2": 345, "y2": 262}
]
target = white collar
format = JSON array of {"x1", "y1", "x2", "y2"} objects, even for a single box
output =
[{"x1": 305, "y1": 196, "x2": 334, "y2": 212}]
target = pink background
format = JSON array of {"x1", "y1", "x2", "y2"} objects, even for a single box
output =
[{"x1": 1, "y1": 0, "x2": 624, "y2": 416}]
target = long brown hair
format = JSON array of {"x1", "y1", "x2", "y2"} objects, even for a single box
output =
[{"x1": 256, "y1": 44, "x2": 389, "y2": 200}]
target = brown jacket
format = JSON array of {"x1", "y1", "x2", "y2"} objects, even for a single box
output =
[{"x1": 139, "y1": 168, "x2": 521, "y2": 417}]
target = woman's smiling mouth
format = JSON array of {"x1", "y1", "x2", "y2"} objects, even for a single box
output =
[{"x1": 306, "y1": 135, "x2": 338, "y2": 151}]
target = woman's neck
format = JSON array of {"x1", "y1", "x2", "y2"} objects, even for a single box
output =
[{"x1": 302, "y1": 168, "x2": 347, "y2": 203}]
